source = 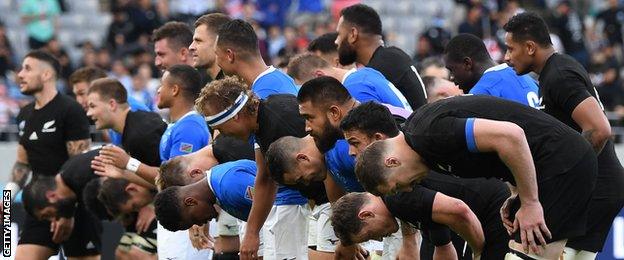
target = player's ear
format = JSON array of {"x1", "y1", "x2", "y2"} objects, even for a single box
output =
[
  {"x1": 172, "y1": 84, "x2": 181, "y2": 97},
  {"x1": 225, "y1": 48, "x2": 235, "y2": 63},
  {"x1": 45, "y1": 190, "x2": 57, "y2": 203},
  {"x1": 357, "y1": 210, "x2": 374, "y2": 220},
  {"x1": 373, "y1": 133, "x2": 385, "y2": 141},
  {"x1": 526, "y1": 41, "x2": 537, "y2": 56},
  {"x1": 189, "y1": 168, "x2": 203, "y2": 179},
  {"x1": 183, "y1": 197, "x2": 198, "y2": 206},
  {"x1": 463, "y1": 57, "x2": 472, "y2": 71},
  {"x1": 296, "y1": 153, "x2": 309, "y2": 163},
  {"x1": 348, "y1": 26, "x2": 358, "y2": 45},
  {"x1": 313, "y1": 69, "x2": 325, "y2": 78},
  {"x1": 384, "y1": 157, "x2": 401, "y2": 168},
  {"x1": 328, "y1": 105, "x2": 341, "y2": 122}
]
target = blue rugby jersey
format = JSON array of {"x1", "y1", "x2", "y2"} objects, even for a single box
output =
[
  {"x1": 343, "y1": 67, "x2": 413, "y2": 111},
  {"x1": 159, "y1": 111, "x2": 211, "y2": 162},
  {"x1": 208, "y1": 160, "x2": 307, "y2": 221},
  {"x1": 470, "y1": 64, "x2": 540, "y2": 108},
  {"x1": 252, "y1": 66, "x2": 298, "y2": 99}
]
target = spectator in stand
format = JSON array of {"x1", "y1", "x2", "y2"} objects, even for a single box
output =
[
  {"x1": 106, "y1": 7, "x2": 134, "y2": 51},
  {"x1": 594, "y1": 44, "x2": 624, "y2": 112},
  {"x1": 458, "y1": 6, "x2": 486, "y2": 38},
  {"x1": 127, "y1": 0, "x2": 164, "y2": 44},
  {"x1": 0, "y1": 21, "x2": 15, "y2": 79},
  {"x1": 596, "y1": 0, "x2": 624, "y2": 48},
  {"x1": 130, "y1": 69, "x2": 155, "y2": 111},
  {"x1": 550, "y1": 0, "x2": 590, "y2": 68},
  {"x1": 20, "y1": 0, "x2": 61, "y2": 49},
  {"x1": 0, "y1": 83, "x2": 18, "y2": 141}
]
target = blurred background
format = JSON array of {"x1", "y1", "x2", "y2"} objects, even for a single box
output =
[{"x1": 2, "y1": 0, "x2": 624, "y2": 259}]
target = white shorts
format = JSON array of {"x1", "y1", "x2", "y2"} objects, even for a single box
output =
[
  {"x1": 263, "y1": 204, "x2": 310, "y2": 259},
  {"x1": 238, "y1": 219, "x2": 265, "y2": 257},
  {"x1": 157, "y1": 222, "x2": 213, "y2": 260},
  {"x1": 307, "y1": 203, "x2": 339, "y2": 252},
  {"x1": 381, "y1": 224, "x2": 403, "y2": 260},
  {"x1": 217, "y1": 210, "x2": 240, "y2": 237}
]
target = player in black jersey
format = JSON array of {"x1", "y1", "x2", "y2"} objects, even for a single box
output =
[
  {"x1": 8, "y1": 51, "x2": 92, "y2": 260},
  {"x1": 86, "y1": 78, "x2": 166, "y2": 187},
  {"x1": 331, "y1": 172, "x2": 511, "y2": 260},
  {"x1": 340, "y1": 102, "x2": 510, "y2": 260},
  {"x1": 503, "y1": 12, "x2": 624, "y2": 259},
  {"x1": 336, "y1": 4, "x2": 426, "y2": 109},
  {"x1": 195, "y1": 77, "x2": 313, "y2": 260},
  {"x1": 356, "y1": 95, "x2": 598, "y2": 259}
]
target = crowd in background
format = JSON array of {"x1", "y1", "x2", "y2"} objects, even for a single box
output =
[{"x1": 0, "y1": 0, "x2": 624, "y2": 139}]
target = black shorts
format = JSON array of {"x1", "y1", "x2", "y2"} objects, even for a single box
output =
[
  {"x1": 510, "y1": 148, "x2": 597, "y2": 244},
  {"x1": 120, "y1": 218, "x2": 158, "y2": 254},
  {"x1": 18, "y1": 204, "x2": 102, "y2": 257}
]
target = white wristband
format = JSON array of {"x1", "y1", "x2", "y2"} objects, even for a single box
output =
[
  {"x1": 4, "y1": 182, "x2": 20, "y2": 201},
  {"x1": 126, "y1": 158, "x2": 141, "y2": 173}
]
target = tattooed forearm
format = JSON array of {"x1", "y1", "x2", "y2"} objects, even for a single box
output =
[
  {"x1": 66, "y1": 139, "x2": 91, "y2": 156},
  {"x1": 582, "y1": 130, "x2": 607, "y2": 153},
  {"x1": 11, "y1": 162, "x2": 31, "y2": 188}
]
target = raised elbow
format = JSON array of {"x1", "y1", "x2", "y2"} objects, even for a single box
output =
[{"x1": 450, "y1": 199, "x2": 473, "y2": 222}]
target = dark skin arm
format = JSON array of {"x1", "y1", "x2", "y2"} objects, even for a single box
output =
[
  {"x1": 571, "y1": 97, "x2": 611, "y2": 153},
  {"x1": 11, "y1": 144, "x2": 30, "y2": 189}
]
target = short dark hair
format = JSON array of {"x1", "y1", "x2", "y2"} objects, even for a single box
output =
[
  {"x1": 97, "y1": 178, "x2": 130, "y2": 217},
  {"x1": 354, "y1": 141, "x2": 389, "y2": 196},
  {"x1": 340, "y1": 102, "x2": 400, "y2": 137},
  {"x1": 340, "y1": 4, "x2": 382, "y2": 35},
  {"x1": 88, "y1": 78, "x2": 128, "y2": 104},
  {"x1": 212, "y1": 134, "x2": 256, "y2": 163},
  {"x1": 331, "y1": 192, "x2": 370, "y2": 245},
  {"x1": 194, "y1": 13, "x2": 232, "y2": 33},
  {"x1": 152, "y1": 21, "x2": 194, "y2": 51},
  {"x1": 158, "y1": 156, "x2": 190, "y2": 190},
  {"x1": 287, "y1": 53, "x2": 330, "y2": 83},
  {"x1": 25, "y1": 50, "x2": 61, "y2": 79},
  {"x1": 297, "y1": 76, "x2": 352, "y2": 108},
  {"x1": 216, "y1": 19, "x2": 258, "y2": 58},
  {"x1": 503, "y1": 12, "x2": 552, "y2": 46},
  {"x1": 444, "y1": 34, "x2": 492, "y2": 63},
  {"x1": 307, "y1": 32, "x2": 338, "y2": 54},
  {"x1": 166, "y1": 64, "x2": 202, "y2": 101},
  {"x1": 418, "y1": 57, "x2": 445, "y2": 73},
  {"x1": 265, "y1": 136, "x2": 303, "y2": 184},
  {"x1": 22, "y1": 176, "x2": 56, "y2": 218},
  {"x1": 83, "y1": 178, "x2": 112, "y2": 220},
  {"x1": 69, "y1": 67, "x2": 107, "y2": 86},
  {"x1": 154, "y1": 186, "x2": 184, "y2": 231}
]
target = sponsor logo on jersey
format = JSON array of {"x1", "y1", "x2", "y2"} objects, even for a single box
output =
[
  {"x1": 29, "y1": 132, "x2": 38, "y2": 140},
  {"x1": 42, "y1": 120, "x2": 56, "y2": 133},
  {"x1": 179, "y1": 143, "x2": 194, "y2": 153},
  {"x1": 245, "y1": 186, "x2": 254, "y2": 201},
  {"x1": 327, "y1": 238, "x2": 339, "y2": 245},
  {"x1": 86, "y1": 241, "x2": 95, "y2": 249},
  {"x1": 437, "y1": 163, "x2": 452, "y2": 172}
]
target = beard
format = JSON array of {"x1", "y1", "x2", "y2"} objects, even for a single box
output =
[
  {"x1": 338, "y1": 38, "x2": 358, "y2": 66},
  {"x1": 313, "y1": 121, "x2": 344, "y2": 153},
  {"x1": 20, "y1": 84, "x2": 44, "y2": 95},
  {"x1": 55, "y1": 197, "x2": 77, "y2": 218}
]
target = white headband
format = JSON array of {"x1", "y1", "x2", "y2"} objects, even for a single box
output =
[{"x1": 205, "y1": 92, "x2": 249, "y2": 127}]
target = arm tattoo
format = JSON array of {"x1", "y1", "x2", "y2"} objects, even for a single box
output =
[
  {"x1": 66, "y1": 139, "x2": 91, "y2": 156},
  {"x1": 582, "y1": 130, "x2": 605, "y2": 153},
  {"x1": 11, "y1": 162, "x2": 31, "y2": 188}
]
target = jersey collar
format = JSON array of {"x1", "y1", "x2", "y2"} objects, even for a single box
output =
[
  {"x1": 342, "y1": 68, "x2": 357, "y2": 84},
  {"x1": 483, "y1": 63, "x2": 509, "y2": 74},
  {"x1": 252, "y1": 66, "x2": 276, "y2": 86}
]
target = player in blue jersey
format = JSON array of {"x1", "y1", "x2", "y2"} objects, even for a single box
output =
[
  {"x1": 215, "y1": 19, "x2": 298, "y2": 98},
  {"x1": 288, "y1": 53, "x2": 412, "y2": 110},
  {"x1": 443, "y1": 33, "x2": 540, "y2": 108},
  {"x1": 69, "y1": 67, "x2": 150, "y2": 146},
  {"x1": 290, "y1": 76, "x2": 413, "y2": 258},
  {"x1": 156, "y1": 156, "x2": 309, "y2": 259},
  {"x1": 156, "y1": 64, "x2": 212, "y2": 259}
]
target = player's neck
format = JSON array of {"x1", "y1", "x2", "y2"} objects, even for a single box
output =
[
  {"x1": 34, "y1": 83, "x2": 58, "y2": 109},
  {"x1": 196, "y1": 177, "x2": 216, "y2": 204},
  {"x1": 534, "y1": 47, "x2": 556, "y2": 75},
  {"x1": 208, "y1": 64, "x2": 221, "y2": 80},
  {"x1": 357, "y1": 37, "x2": 383, "y2": 65},
  {"x1": 169, "y1": 101, "x2": 194, "y2": 122},
  {"x1": 239, "y1": 59, "x2": 269, "y2": 87},
  {"x1": 479, "y1": 59, "x2": 499, "y2": 75},
  {"x1": 113, "y1": 107, "x2": 131, "y2": 133}
]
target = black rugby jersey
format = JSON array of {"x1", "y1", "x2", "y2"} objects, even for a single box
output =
[
  {"x1": 121, "y1": 111, "x2": 167, "y2": 167},
  {"x1": 60, "y1": 149, "x2": 100, "y2": 202},
  {"x1": 17, "y1": 93, "x2": 90, "y2": 176}
]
